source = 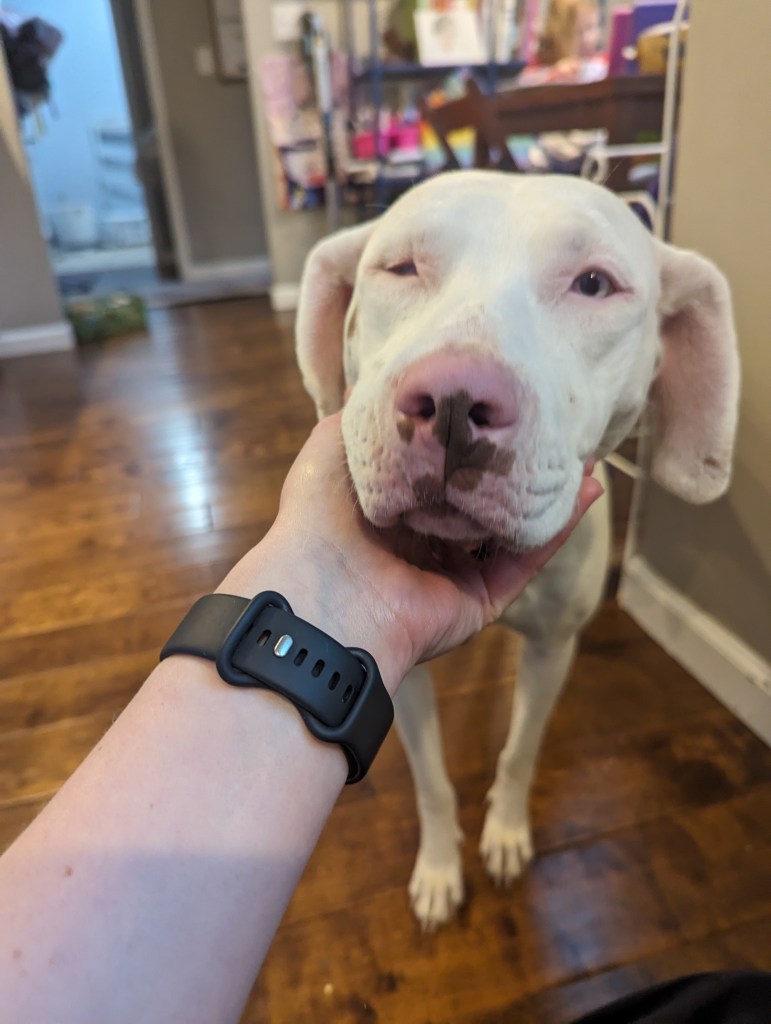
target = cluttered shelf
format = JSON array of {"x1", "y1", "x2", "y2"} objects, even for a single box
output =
[
  {"x1": 346, "y1": 71, "x2": 668, "y2": 198},
  {"x1": 256, "y1": 1, "x2": 684, "y2": 217}
]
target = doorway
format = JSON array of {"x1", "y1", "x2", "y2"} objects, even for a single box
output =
[{"x1": 1, "y1": 0, "x2": 173, "y2": 299}]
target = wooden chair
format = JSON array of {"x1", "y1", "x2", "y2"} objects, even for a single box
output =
[
  {"x1": 421, "y1": 74, "x2": 667, "y2": 190},
  {"x1": 417, "y1": 79, "x2": 493, "y2": 171},
  {"x1": 481, "y1": 74, "x2": 667, "y2": 190}
]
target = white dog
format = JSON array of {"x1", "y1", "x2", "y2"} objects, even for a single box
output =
[{"x1": 295, "y1": 171, "x2": 739, "y2": 930}]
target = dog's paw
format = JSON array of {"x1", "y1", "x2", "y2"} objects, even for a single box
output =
[
  {"x1": 408, "y1": 852, "x2": 464, "y2": 931},
  {"x1": 479, "y1": 811, "x2": 534, "y2": 886}
]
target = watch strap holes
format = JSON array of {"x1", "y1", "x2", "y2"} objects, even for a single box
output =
[
  {"x1": 342, "y1": 684, "x2": 354, "y2": 703},
  {"x1": 256, "y1": 629, "x2": 271, "y2": 647},
  {"x1": 293, "y1": 648, "x2": 307, "y2": 666},
  {"x1": 328, "y1": 671, "x2": 341, "y2": 691},
  {"x1": 311, "y1": 659, "x2": 325, "y2": 678}
]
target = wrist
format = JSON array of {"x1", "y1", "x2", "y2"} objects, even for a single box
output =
[
  {"x1": 150, "y1": 652, "x2": 349, "y2": 788},
  {"x1": 216, "y1": 530, "x2": 412, "y2": 696}
]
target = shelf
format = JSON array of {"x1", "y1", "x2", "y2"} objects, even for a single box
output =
[{"x1": 351, "y1": 59, "x2": 525, "y2": 85}]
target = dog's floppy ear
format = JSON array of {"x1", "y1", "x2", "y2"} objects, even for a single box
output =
[
  {"x1": 649, "y1": 240, "x2": 740, "y2": 503},
  {"x1": 295, "y1": 221, "x2": 377, "y2": 419}
]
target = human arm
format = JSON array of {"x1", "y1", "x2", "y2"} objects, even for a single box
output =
[{"x1": 0, "y1": 414, "x2": 602, "y2": 1024}]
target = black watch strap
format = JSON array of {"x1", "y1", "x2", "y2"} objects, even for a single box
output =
[{"x1": 160, "y1": 592, "x2": 393, "y2": 783}]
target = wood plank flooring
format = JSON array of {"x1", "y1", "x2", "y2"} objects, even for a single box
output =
[{"x1": 1, "y1": 298, "x2": 769, "y2": 1023}]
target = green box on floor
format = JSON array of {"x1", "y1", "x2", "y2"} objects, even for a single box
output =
[{"x1": 67, "y1": 293, "x2": 147, "y2": 343}]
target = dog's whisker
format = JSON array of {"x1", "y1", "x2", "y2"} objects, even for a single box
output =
[{"x1": 601, "y1": 158, "x2": 625, "y2": 186}]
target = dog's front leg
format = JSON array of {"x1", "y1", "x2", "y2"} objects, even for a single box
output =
[
  {"x1": 394, "y1": 663, "x2": 464, "y2": 930},
  {"x1": 480, "y1": 633, "x2": 577, "y2": 884}
]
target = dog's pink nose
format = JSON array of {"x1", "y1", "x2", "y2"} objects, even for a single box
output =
[
  {"x1": 395, "y1": 351, "x2": 519, "y2": 437},
  {"x1": 394, "y1": 352, "x2": 523, "y2": 484}
]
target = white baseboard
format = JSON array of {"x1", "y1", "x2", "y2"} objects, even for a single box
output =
[
  {"x1": 270, "y1": 282, "x2": 300, "y2": 312},
  {"x1": 0, "y1": 321, "x2": 75, "y2": 358},
  {"x1": 619, "y1": 554, "x2": 771, "y2": 747},
  {"x1": 182, "y1": 256, "x2": 272, "y2": 287}
]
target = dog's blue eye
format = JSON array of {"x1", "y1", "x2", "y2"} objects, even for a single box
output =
[
  {"x1": 387, "y1": 260, "x2": 418, "y2": 277},
  {"x1": 572, "y1": 270, "x2": 615, "y2": 298}
]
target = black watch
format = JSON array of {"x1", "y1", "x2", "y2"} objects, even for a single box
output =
[{"x1": 160, "y1": 591, "x2": 393, "y2": 783}]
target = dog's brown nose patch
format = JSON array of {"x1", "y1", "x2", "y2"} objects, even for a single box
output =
[
  {"x1": 433, "y1": 390, "x2": 514, "y2": 485},
  {"x1": 397, "y1": 417, "x2": 415, "y2": 443}
]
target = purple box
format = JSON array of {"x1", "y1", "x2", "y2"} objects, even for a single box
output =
[{"x1": 632, "y1": 1, "x2": 681, "y2": 40}]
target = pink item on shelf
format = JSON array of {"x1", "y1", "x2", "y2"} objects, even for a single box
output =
[
  {"x1": 351, "y1": 128, "x2": 394, "y2": 160},
  {"x1": 394, "y1": 122, "x2": 421, "y2": 149},
  {"x1": 608, "y1": 6, "x2": 633, "y2": 76},
  {"x1": 352, "y1": 132, "x2": 376, "y2": 160}
]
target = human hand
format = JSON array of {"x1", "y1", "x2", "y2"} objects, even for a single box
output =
[{"x1": 219, "y1": 414, "x2": 603, "y2": 694}]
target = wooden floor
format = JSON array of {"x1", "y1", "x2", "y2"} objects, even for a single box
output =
[{"x1": 1, "y1": 298, "x2": 770, "y2": 1023}]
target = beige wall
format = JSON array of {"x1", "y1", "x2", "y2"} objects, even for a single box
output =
[
  {"x1": 242, "y1": 0, "x2": 385, "y2": 296},
  {"x1": 636, "y1": 0, "x2": 771, "y2": 661},
  {"x1": 144, "y1": 0, "x2": 266, "y2": 265},
  {"x1": 0, "y1": 55, "x2": 64, "y2": 334}
]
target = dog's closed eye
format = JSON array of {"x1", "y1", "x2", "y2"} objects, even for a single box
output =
[{"x1": 387, "y1": 259, "x2": 419, "y2": 277}]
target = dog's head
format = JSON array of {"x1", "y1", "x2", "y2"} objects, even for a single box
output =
[{"x1": 296, "y1": 171, "x2": 739, "y2": 550}]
